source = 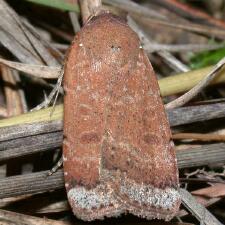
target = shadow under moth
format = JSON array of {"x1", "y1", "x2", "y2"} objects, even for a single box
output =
[{"x1": 63, "y1": 11, "x2": 181, "y2": 221}]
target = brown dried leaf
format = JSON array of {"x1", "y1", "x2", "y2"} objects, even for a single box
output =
[
  {"x1": 192, "y1": 184, "x2": 225, "y2": 198},
  {"x1": 1, "y1": 66, "x2": 26, "y2": 116}
]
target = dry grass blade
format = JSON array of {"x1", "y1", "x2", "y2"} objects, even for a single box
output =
[
  {"x1": 180, "y1": 189, "x2": 223, "y2": 225},
  {"x1": 5, "y1": 0, "x2": 59, "y2": 66},
  {"x1": 0, "y1": 0, "x2": 59, "y2": 66},
  {"x1": 135, "y1": 16, "x2": 225, "y2": 40},
  {"x1": 18, "y1": 25, "x2": 60, "y2": 67},
  {"x1": 0, "y1": 28, "x2": 41, "y2": 65},
  {"x1": 128, "y1": 15, "x2": 189, "y2": 72},
  {"x1": 79, "y1": 0, "x2": 102, "y2": 23},
  {"x1": 151, "y1": 0, "x2": 225, "y2": 30},
  {"x1": 103, "y1": 0, "x2": 166, "y2": 20},
  {"x1": 69, "y1": 12, "x2": 81, "y2": 33},
  {"x1": 0, "y1": 0, "x2": 40, "y2": 58},
  {"x1": 22, "y1": 19, "x2": 64, "y2": 63},
  {"x1": 0, "y1": 58, "x2": 61, "y2": 79},
  {"x1": 145, "y1": 43, "x2": 225, "y2": 53},
  {"x1": 178, "y1": 195, "x2": 221, "y2": 218},
  {"x1": 0, "y1": 209, "x2": 72, "y2": 225},
  {"x1": 166, "y1": 56, "x2": 225, "y2": 109},
  {"x1": 7, "y1": 11, "x2": 59, "y2": 66}
]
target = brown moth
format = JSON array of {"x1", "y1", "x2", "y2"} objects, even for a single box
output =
[{"x1": 63, "y1": 11, "x2": 181, "y2": 221}]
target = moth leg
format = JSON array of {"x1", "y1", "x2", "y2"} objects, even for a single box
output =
[
  {"x1": 48, "y1": 156, "x2": 63, "y2": 176},
  {"x1": 31, "y1": 68, "x2": 64, "y2": 111}
]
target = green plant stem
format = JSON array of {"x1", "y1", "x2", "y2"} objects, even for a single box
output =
[
  {"x1": 25, "y1": 0, "x2": 80, "y2": 12},
  {"x1": 159, "y1": 66, "x2": 225, "y2": 97},
  {"x1": 0, "y1": 105, "x2": 63, "y2": 128}
]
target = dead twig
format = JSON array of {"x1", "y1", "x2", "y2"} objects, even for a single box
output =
[
  {"x1": 0, "y1": 131, "x2": 62, "y2": 162},
  {"x1": 166, "y1": 56, "x2": 225, "y2": 109},
  {"x1": 0, "y1": 209, "x2": 71, "y2": 225},
  {"x1": 134, "y1": 15, "x2": 225, "y2": 40},
  {"x1": 180, "y1": 188, "x2": 223, "y2": 225},
  {"x1": 178, "y1": 195, "x2": 220, "y2": 218},
  {"x1": 176, "y1": 143, "x2": 225, "y2": 168},
  {"x1": 128, "y1": 15, "x2": 189, "y2": 73},
  {"x1": 0, "y1": 170, "x2": 64, "y2": 199},
  {"x1": 79, "y1": 0, "x2": 102, "y2": 23},
  {"x1": 69, "y1": 12, "x2": 81, "y2": 33},
  {"x1": 1, "y1": 141, "x2": 225, "y2": 198},
  {"x1": 167, "y1": 102, "x2": 225, "y2": 126},
  {"x1": 0, "y1": 58, "x2": 61, "y2": 79}
]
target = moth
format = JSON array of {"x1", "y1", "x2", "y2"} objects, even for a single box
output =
[{"x1": 63, "y1": 11, "x2": 180, "y2": 221}]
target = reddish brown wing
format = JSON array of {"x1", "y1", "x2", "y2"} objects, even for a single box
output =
[
  {"x1": 63, "y1": 11, "x2": 180, "y2": 221},
  {"x1": 63, "y1": 13, "x2": 126, "y2": 221},
  {"x1": 101, "y1": 50, "x2": 181, "y2": 220},
  {"x1": 92, "y1": 14, "x2": 181, "y2": 220}
]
